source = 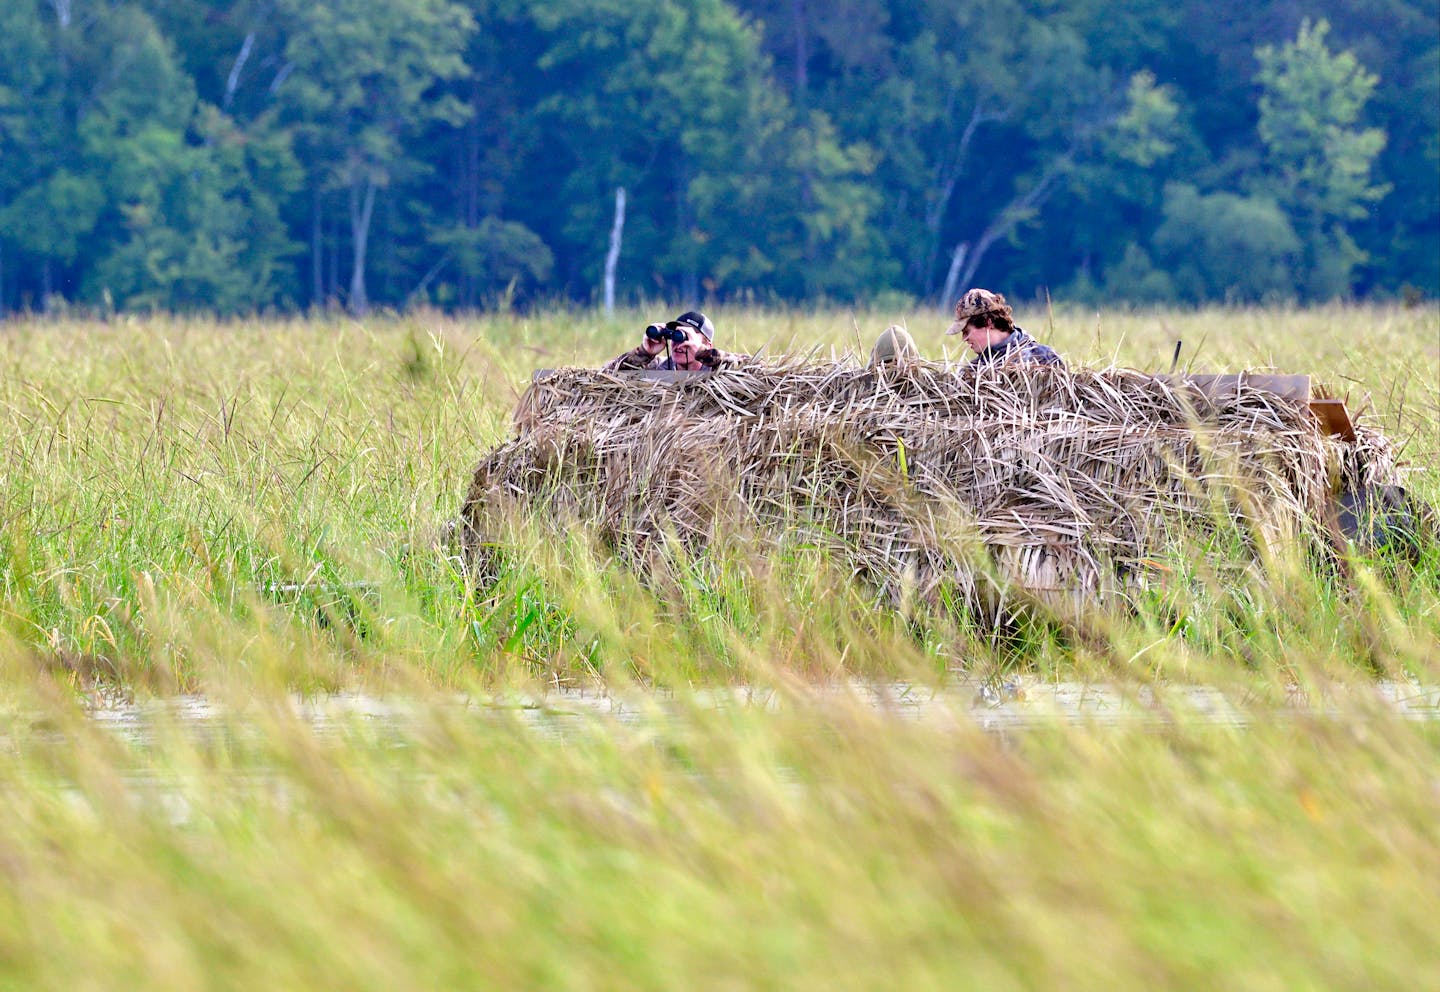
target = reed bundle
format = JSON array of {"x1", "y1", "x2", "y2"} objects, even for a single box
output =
[{"x1": 460, "y1": 358, "x2": 1397, "y2": 611}]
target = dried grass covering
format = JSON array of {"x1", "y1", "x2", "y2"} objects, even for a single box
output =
[{"x1": 460, "y1": 357, "x2": 1398, "y2": 612}]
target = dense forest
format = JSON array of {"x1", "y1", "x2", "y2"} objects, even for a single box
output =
[{"x1": 0, "y1": 0, "x2": 1435, "y2": 315}]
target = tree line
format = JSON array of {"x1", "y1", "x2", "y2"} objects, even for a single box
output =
[{"x1": 0, "y1": 0, "x2": 1434, "y2": 316}]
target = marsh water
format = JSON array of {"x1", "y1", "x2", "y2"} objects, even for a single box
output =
[
  {"x1": 6, "y1": 679, "x2": 1423, "y2": 828},
  {"x1": 78, "y1": 678, "x2": 1440, "y2": 749}
]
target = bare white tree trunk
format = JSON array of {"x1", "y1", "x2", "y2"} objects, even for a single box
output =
[
  {"x1": 940, "y1": 242, "x2": 968, "y2": 312},
  {"x1": 603, "y1": 187, "x2": 626, "y2": 316},
  {"x1": 349, "y1": 178, "x2": 376, "y2": 316},
  {"x1": 224, "y1": 32, "x2": 255, "y2": 110},
  {"x1": 269, "y1": 62, "x2": 294, "y2": 95}
]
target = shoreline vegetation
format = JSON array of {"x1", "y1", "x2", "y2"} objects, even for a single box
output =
[
  {"x1": 2, "y1": 306, "x2": 1438, "y2": 988},
  {"x1": 3, "y1": 5, "x2": 1433, "y2": 316}
]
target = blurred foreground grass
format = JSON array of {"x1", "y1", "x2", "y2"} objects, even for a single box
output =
[
  {"x1": 2, "y1": 679, "x2": 1437, "y2": 990},
  {"x1": 0, "y1": 305, "x2": 1438, "y2": 988}
]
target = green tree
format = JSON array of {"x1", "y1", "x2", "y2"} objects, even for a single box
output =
[
  {"x1": 528, "y1": 0, "x2": 764, "y2": 300},
  {"x1": 87, "y1": 102, "x2": 301, "y2": 313},
  {"x1": 73, "y1": 6, "x2": 300, "y2": 312},
  {"x1": 527, "y1": 0, "x2": 877, "y2": 303},
  {"x1": 1308, "y1": 0, "x2": 1439, "y2": 296},
  {"x1": 1151, "y1": 184, "x2": 1301, "y2": 302},
  {"x1": 814, "y1": 0, "x2": 1167, "y2": 302},
  {"x1": 680, "y1": 104, "x2": 883, "y2": 300},
  {"x1": 0, "y1": 1, "x2": 100, "y2": 308},
  {"x1": 420, "y1": 217, "x2": 553, "y2": 307},
  {"x1": 0, "y1": 2, "x2": 301, "y2": 313},
  {"x1": 403, "y1": 0, "x2": 555, "y2": 309},
  {"x1": 275, "y1": 0, "x2": 475, "y2": 314},
  {"x1": 1060, "y1": 71, "x2": 1188, "y2": 298},
  {"x1": 0, "y1": 0, "x2": 1431, "y2": 312},
  {"x1": 1254, "y1": 19, "x2": 1388, "y2": 299}
]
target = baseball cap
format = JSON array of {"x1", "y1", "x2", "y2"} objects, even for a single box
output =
[
  {"x1": 666, "y1": 311, "x2": 715, "y2": 341},
  {"x1": 867, "y1": 325, "x2": 919, "y2": 368}
]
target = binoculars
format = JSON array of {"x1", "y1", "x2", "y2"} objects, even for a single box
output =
[{"x1": 645, "y1": 323, "x2": 687, "y2": 344}]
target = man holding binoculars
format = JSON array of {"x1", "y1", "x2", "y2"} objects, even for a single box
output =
[{"x1": 603, "y1": 311, "x2": 745, "y2": 372}]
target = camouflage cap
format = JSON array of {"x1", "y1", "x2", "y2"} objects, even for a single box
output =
[
  {"x1": 945, "y1": 288, "x2": 1012, "y2": 335},
  {"x1": 667, "y1": 310, "x2": 715, "y2": 341}
]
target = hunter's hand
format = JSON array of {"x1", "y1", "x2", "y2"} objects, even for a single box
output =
[{"x1": 640, "y1": 327, "x2": 666, "y2": 357}]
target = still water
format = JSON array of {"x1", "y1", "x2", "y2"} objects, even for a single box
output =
[
  {"x1": 11, "y1": 679, "x2": 1427, "y2": 828},
  {"x1": 80, "y1": 678, "x2": 1440, "y2": 748}
]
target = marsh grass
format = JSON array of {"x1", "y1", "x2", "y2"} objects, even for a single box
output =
[{"x1": 0, "y1": 305, "x2": 1438, "y2": 988}]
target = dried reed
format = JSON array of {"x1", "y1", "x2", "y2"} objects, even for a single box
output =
[{"x1": 461, "y1": 358, "x2": 1398, "y2": 614}]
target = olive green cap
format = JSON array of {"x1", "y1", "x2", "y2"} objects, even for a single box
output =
[{"x1": 868, "y1": 325, "x2": 919, "y2": 368}]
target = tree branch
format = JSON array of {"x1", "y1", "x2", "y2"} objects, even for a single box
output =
[
  {"x1": 920, "y1": 102, "x2": 1010, "y2": 292},
  {"x1": 956, "y1": 159, "x2": 1069, "y2": 292}
]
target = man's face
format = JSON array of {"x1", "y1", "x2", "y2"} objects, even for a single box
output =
[
  {"x1": 670, "y1": 326, "x2": 707, "y2": 366},
  {"x1": 958, "y1": 317, "x2": 993, "y2": 355}
]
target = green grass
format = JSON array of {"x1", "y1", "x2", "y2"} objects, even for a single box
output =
[{"x1": 0, "y1": 305, "x2": 1438, "y2": 988}]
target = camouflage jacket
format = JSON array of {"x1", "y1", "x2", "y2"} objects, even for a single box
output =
[
  {"x1": 602, "y1": 346, "x2": 748, "y2": 372},
  {"x1": 967, "y1": 327, "x2": 1065, "y2": 369}
]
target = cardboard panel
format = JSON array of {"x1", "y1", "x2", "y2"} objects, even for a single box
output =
[{"x1": 1308, "y1": 398, "x2": 1357, "y2": 442}]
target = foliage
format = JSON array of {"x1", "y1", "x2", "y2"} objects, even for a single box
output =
[
  {"x1": 273, "y1": 0, "x2": 475, "y2": 314},
  {"x1": 424, "y1": 216, "x2": 554, "y2": 304},
  {"x1": 1151, "y1": 184, "x2": 1302, "y2": 303},
  {"x1": 1255, "y1": 19, "x2": 1388, "y2": 299},
  {"x1": 0, "y1": 0, "x2": 1434, "y2": 313}
]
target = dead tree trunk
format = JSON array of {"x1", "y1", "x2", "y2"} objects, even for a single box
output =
[
  {"x1": 940, "y1": 243, "x2": 968, "y2": 312},
  {"x1": 349, "y1": 178, "x2": 376, "y2": 316},
  {"x1": 604, "y1": 187, "x2": 626, "y2": 316},
  {"x1": 223, "y1": 32, "x2": 254, "y2": 111}
]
